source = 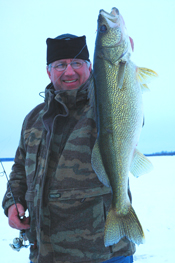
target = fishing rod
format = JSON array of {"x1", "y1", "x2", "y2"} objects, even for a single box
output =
[
  {"x1": 0, "y1": 161, "x2": 19, "y2": 216},
  {"x1": 0, "y1": 160, "x2": 32, "y2": 251}
]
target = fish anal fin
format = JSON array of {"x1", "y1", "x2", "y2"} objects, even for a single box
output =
[
  {"x1": 91, "y1": 140, "x2": 110, "y2": 187},
  {"x1": 130, "y1": 148, "x2": 153, "y2": 178}
]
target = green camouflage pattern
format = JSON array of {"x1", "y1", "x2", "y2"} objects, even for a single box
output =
[{"x1": 2, "y1": 74, "x2": 135, "y2": 262}]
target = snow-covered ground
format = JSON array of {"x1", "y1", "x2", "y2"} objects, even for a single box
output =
[{"x1": 0, "y1": 156, "x2": 174, "y2": 263}]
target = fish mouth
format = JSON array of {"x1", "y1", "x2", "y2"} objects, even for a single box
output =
[
  {"x1": 99, "y1": 7, "x2": 129, "y2": 50},
  {"x1": 100, "y1": 7, "x2": 120, "y2": 27}
]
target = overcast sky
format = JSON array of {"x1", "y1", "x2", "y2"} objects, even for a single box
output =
[{"x1": 0, "y1": 0, "x2": 175, "y2": 158}]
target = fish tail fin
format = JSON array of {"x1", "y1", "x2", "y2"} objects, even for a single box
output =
[{"x1": 104, "y1": 205, "x2": 145, "y2": 247}]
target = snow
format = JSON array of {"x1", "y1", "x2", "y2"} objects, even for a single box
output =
[
  {"x1": 130, "y1": 156, "x2": 175, "y2": 262},
  {"x1": 0, "y1": 156, "x2": 174, "y2": 262}
]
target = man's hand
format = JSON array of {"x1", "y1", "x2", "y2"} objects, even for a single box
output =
[{"x1": 8, "y1": 203, "x2": 30, "y2": 230}]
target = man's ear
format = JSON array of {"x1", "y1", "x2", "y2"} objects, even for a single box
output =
[
  {"x1": 89, "y1": 62, "x2": 92, "y2": 72},
  {"x1": 46, "y1": 66, "x2": 51, "y2": 80}
]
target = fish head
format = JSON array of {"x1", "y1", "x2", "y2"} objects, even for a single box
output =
[{"x1": 95, "y1": 7, "x2": 133, "y2": 63}]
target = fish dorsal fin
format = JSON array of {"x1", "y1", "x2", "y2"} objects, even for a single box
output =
[
  {"x1": 136, "y1": 67, "x2": 158, "y2": 92},
  {"x1": 117, "y1": 61, "x2": 127, "y2": 89},
  {"x1": 130, "y1": 148, "x2": 153, "y2": 178}
]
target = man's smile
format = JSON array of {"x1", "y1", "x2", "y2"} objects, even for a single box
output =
[{"x1": 63, "y1": 79, "x2": 78, "y2": 83}]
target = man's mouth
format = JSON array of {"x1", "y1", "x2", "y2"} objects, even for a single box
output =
[{"x1": 63, "y1": 79, "x2": 78, "y2": 83}]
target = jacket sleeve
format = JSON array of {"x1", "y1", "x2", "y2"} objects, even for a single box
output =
[{"x1": 2, "y1": 122, "x2": 27, "y2": 217}]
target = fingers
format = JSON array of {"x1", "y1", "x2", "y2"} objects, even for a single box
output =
[
  {"x1": 17, "y1": 204, "x2": 25, "y2": 217},
  {"x1": 8, "y1": 203, "x2": 30, "y2": 230},
  {"x1": 9, "y1": 215, "x2": 30, "y2": 230}
]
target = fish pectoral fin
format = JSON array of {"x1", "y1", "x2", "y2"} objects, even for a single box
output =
[
  {"x1": 117, "y1": 62, "x2": 127, "y2": 89},
  {"x1": 88, "y1": 75, "x2": 97, "y2": 121},
  {"x1": 91, "y1": 140, "x2": 110, "y2": 187},
  {"x1": 130, "y1": 148, "x2": 153, "y2": 178},
  {"x1": 88, "y1": 75, "x2": 96, "y2": 108},
  {"x1": 104, "y1": 205, "x2": 145, "y2": 247},
  {"x1": 136, "y1": 67, "x2": 158, "y2": 91}
]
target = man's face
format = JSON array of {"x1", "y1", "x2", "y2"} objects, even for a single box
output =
[{"x1": 47, "y1": 58, "x2": 91, "y2": 91}]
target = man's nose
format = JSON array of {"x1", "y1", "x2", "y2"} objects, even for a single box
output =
[{"x1": 64, "y1": 64, "x2": 75, "y2": 75}]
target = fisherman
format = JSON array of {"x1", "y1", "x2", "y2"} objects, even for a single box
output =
[{"x1": 2, "y1": 34, "x2": 135, "y2": 263}]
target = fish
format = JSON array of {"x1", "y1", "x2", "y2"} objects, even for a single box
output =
[{"x1": 91, "y1": 7, "x2": 158, "y2": 247}]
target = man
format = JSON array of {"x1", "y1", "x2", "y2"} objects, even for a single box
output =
[{"x1": 2, "y1": 34, "x2": 135, "y2": 263}]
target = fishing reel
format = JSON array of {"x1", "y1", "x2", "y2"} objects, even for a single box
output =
[{"x1": 9, "y1": 230, "x2": 33, "y2": 252}]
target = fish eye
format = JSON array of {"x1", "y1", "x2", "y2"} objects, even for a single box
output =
[{"x1": 100, "y1": 25, "x2": 107, "y2": 33}]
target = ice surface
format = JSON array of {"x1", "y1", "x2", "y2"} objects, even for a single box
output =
[{"x1": 0, "y1": 156, "x2": 174, "y2": 262}]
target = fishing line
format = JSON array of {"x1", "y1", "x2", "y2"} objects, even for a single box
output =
[
  {"x1": 39, "y1": 91, "x2": 45, "y2": 98},
  {"x1": 73, "y1": 44, "x2": 87, "y2": 60}
]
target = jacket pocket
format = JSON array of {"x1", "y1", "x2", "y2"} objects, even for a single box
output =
[{"x1": 47, "y1": 188, "x2": 113, "y2": 262}]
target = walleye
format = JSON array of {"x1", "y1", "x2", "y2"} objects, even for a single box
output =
[{"x1": 91, "y1": 7, "x2": 157, "y2": 247}]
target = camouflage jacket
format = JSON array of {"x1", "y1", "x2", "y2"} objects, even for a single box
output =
[{"x1": 2, "y1": 74, "x2": 135, "y2": 263}]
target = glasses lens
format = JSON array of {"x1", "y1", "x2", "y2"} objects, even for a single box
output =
[
  {"x1": 54, "y1": 63, "x2": 67, "y2": 71},
  {"x1": 71, "y1": 61, "x2": 83, "y2": 69}
]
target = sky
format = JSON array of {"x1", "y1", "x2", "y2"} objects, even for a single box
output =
[
  {"x1": 0, "y1": 0, "x2": 175, "y2": 158},
  {"x1": 1, "y1": 156, "x2": 175, "y2": 262}
]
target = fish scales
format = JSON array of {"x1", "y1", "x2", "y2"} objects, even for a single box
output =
[
  {"x1": 98, "y1": 61, "x2": 143, "y2": 207},
  {"x1": 91, "y1": 7, "x2": 157, "y2": 247}
]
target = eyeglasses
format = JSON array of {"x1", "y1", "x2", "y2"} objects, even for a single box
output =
[{"x1": 52, "y1": 60, "x2": 86, "y2": 72}]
